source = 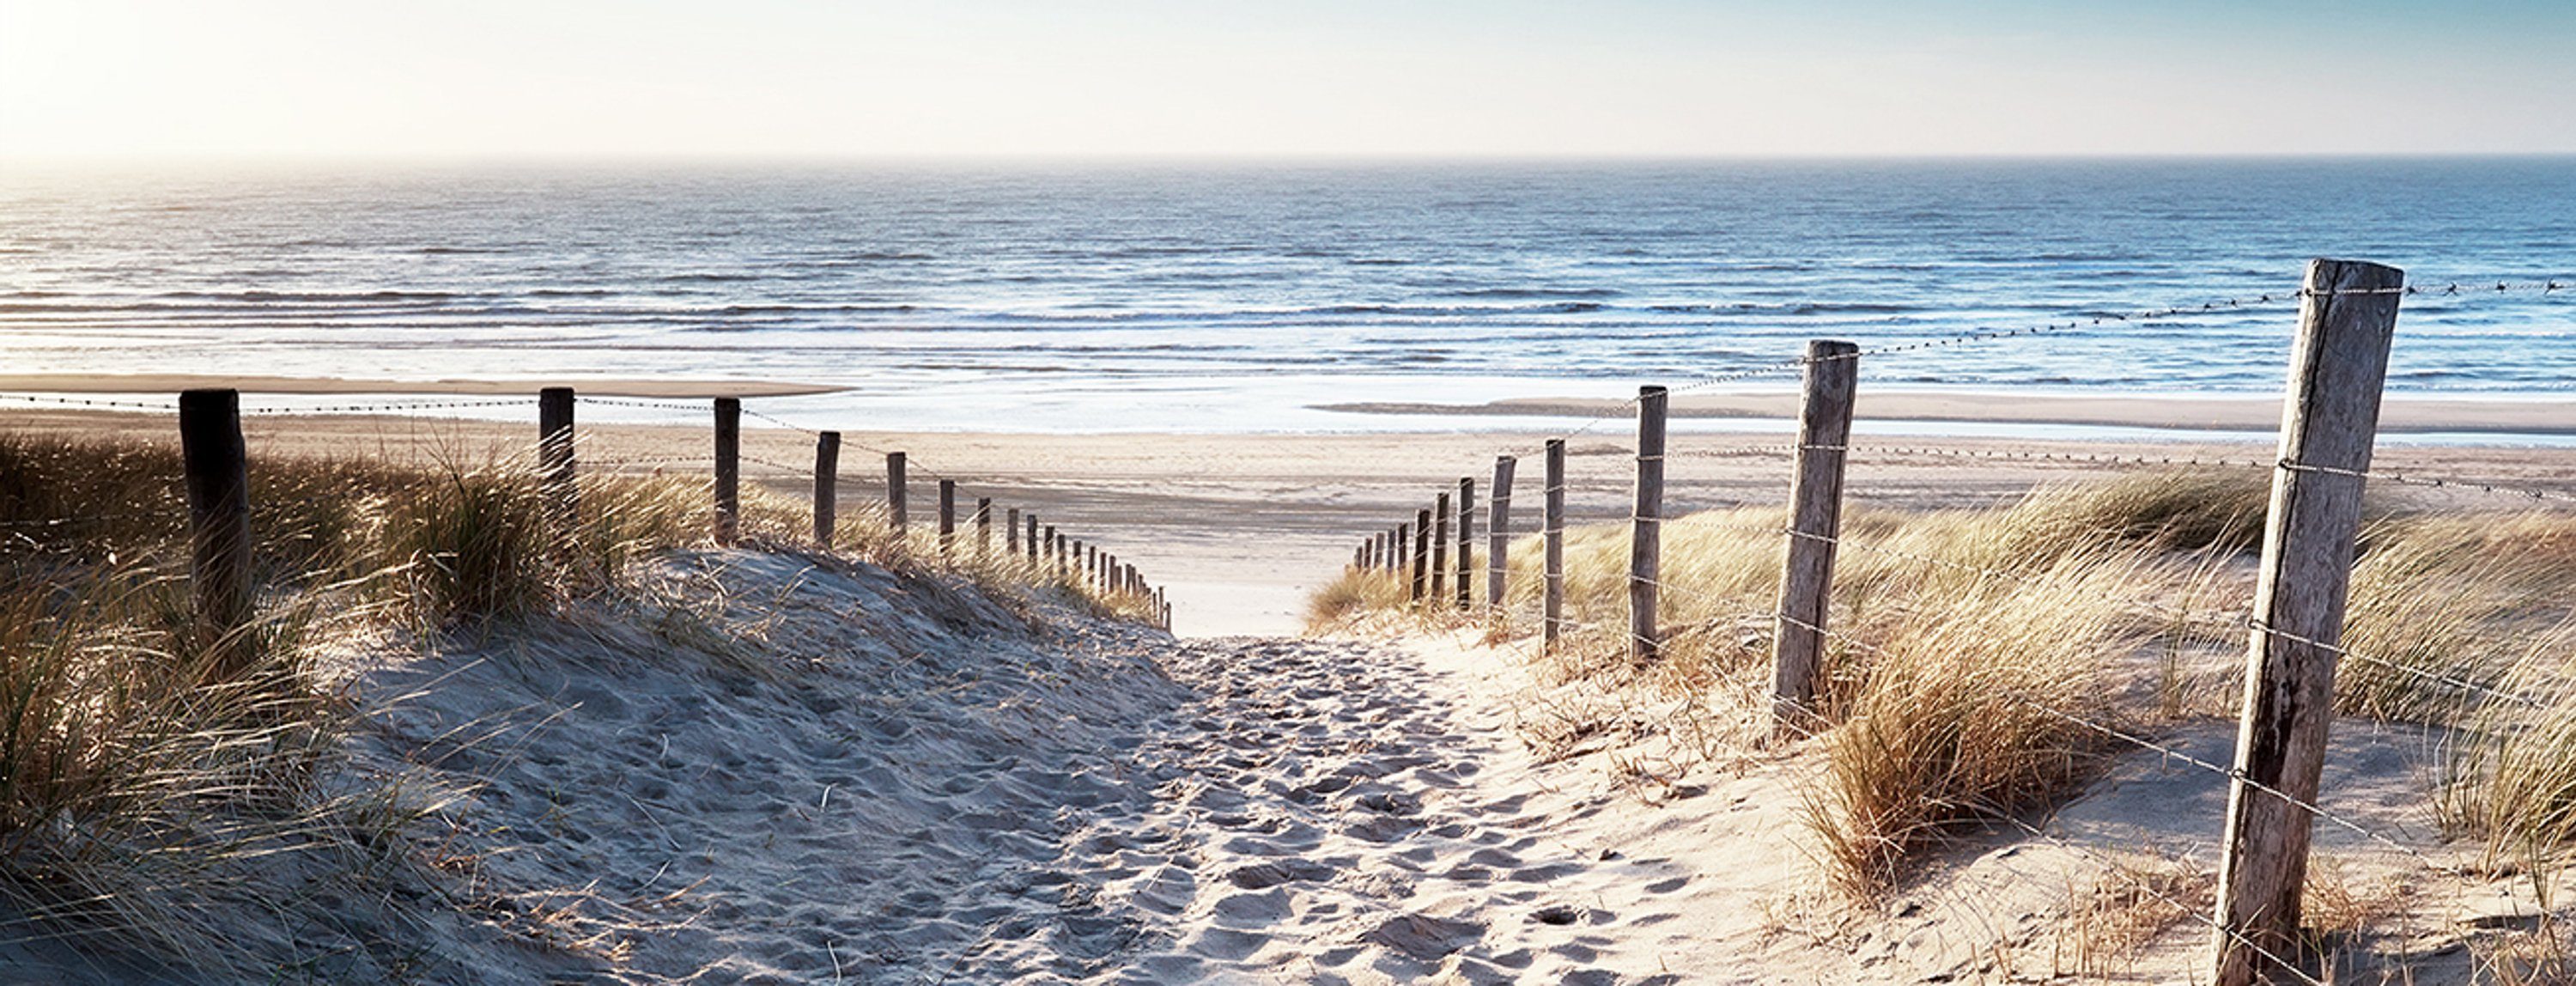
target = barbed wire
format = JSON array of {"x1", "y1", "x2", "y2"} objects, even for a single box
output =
[
  {"x1": 572, "y1": 395, "x2": 707, "y2": 411},
  {"x1": 242, "y1": 397, "x2": 536, "y2": 417},
  {"x1": 0, "y1": 392, "x2": 179, "y2": 411}
]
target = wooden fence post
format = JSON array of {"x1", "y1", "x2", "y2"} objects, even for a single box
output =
[
  {"x1": 179, "y1": 388, "x2": 254, "y2": 675},
  {"x1": 2211, "y1": 259, "x2": 2405, "y2": 986},
  {"x1": 538, "y1": 386, "x2": 577, "y2": 539},
  {"x1": 1409, "y1": 514, "x2": 1430, "y2": 602},
  {"x1": 1630, "y1": 386, "x2": 1668, "y2": 661},
  {"x1": 938, "y1": 479, "x2": 957, "y2": 557},
  {"x1": 1028, "y1": 514, "x2": 1042, "y2": 564},
  {"x1": 1005, "y1": 507, "x2": 1020, "y2": 557},
  {"x1": 1044, "y1": 526, "x2": 1059, "y2": 573},
  {"x1": 1431, "y1": 493, "x2": 1451, "y2": 606},
  {"x1": 1771, "y1": 340, "x2": 1859, "y2": 732},
  {"x1": 813, "y1": 430, "x2": 841, "y2": 548},
  {"x1": 1455, "y1": 477, "x2": 1475, "y2": 608},
  {"x1": 886, "y1": 452, "x2": 908, "y2": 536},
  {"x1": 714, "y1": 398, "x2": 741, "y2": 545},
  {"x1": 1488, "y1": 455, "x2": 1516, "y2": 608},
  {"x1": 975, "y1": 497, "x2": 992, "y2": 558},
  {"x1": 1544, "y1": 438, "x2": 1566, "y2": 654}
]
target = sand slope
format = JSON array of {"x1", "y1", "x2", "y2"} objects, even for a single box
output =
[{"x1": 5, "y1": 546, "x2": 2534, "y2": 983}]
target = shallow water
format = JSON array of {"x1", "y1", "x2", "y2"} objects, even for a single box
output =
[{"x1": 3, "y1": 159, "x2": 2573, "y2": 432}]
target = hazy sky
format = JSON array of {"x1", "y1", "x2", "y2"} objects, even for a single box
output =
[{"x1": 4, "y1": 0, "x2": 2572, "y2": 160}]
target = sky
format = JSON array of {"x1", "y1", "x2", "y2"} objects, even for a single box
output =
[{"x1": 3, "y1": 0, "x2": 2573, "y2": 161}]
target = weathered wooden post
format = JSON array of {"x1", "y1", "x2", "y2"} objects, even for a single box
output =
[
  {"x1": 1027, "y1": 514, "x2": 1042, "y2": 564},
  {"x1": 1455, "y1": 477, "x2": 1475, "y2": 608},
  {"x1": 1544, "y1": 438, "x2": 1566, "y2": 654},
  {"x1": 1772, "y1": 340, "x2": 1859, "y2": 732},
  {"x1": 937, "y1": 479, "x2": 957, "y2": 557},
  {"x1": 975, "y1": 496, "x2": 992, "y2": 558},
  {"x1": 2211, "y1": 259, "x2": 2404, "y2": 986},
  {"x1": 1409, "y1": 515, "x2": 1429, "y2": 602},
  {"x1": 1431, "y1": 493, "x2": 1451, "y2": 606},
  {"x1": 812, "y1": 430, "x2": 841, "y2": 548},
  {"x1": 1005, "y1": 507, "x2": 1021, "y2": 557},
  {"x1": 1044, "y1": 526, "x2": 1059, "y2": 573},
  {"x1": 1488, "y1": 455, "x2": 1516, "y2": 608},
  {"x1": 1630, "y1": 386, "x2": 1668, "y2": 661},
  {"x1": 179, "y1": 388, "x2": 254, "y2": 675},
  {"x1": 538, "y1": 386, "x2": 577, "y2": 539},
  {"x1": 886, "y1": 452, "x2": 908, "y2": 537},
  {"x1": 714, "y1": 398, "x2": 741, "y2": 546}
]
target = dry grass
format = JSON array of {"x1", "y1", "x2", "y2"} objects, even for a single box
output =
[
  {"x1": 0, "y1": 429, "x2": 1153, "y2": 976},
  {"x1": 2053, "y1": 853, "x2": 2215, "y2": 979},
  {"x1": 1804, "y1": 552, "x2": 2149, "y2": 896},
  {"x1": 1315, "y1": 466, "x2": 2576, "y2": 917}
]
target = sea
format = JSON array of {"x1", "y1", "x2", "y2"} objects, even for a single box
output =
[{"x1": 3, "y1": 158, "x2": 2573, "y2": 437}]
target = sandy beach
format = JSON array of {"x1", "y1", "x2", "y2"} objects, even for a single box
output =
[{"x1": 1320, "y1": 390, "x2": 2576, "y2": 436}]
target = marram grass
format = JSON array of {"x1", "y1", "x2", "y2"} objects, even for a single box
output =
[
  {"x1": 0, "y1": 429, "x2": 1151, "y2": 974},
  {"x1": 1314, "y1": 467, "x2": 2576, "y2": 894}
]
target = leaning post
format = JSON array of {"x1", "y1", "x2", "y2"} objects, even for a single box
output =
[
  {"x1": 1409, "y1": 515, "x2": 1430, "y2": 603},
  {"x1": 886, "y1": 452, "x2": 908, "y2": 538},
  {"x1": 2210, "y1": 259, "x2": 2405, "y2": 986},
  {"x1": 1543, "y1": 439, "x2": 1566, "y2": 654},
  {"x1": 714, "y1": 398, "x2": 741, "y2": 545},
  {"x1": 179, "y1": 388, "x2": 254, "y2": 678},
  {"x1": 1771, "y1": 340, "x2": 1859, "y2": 733},
  {"x1": 538, "y1": 386, "x2": 577, "y2": 541},
  {"x1": 1431, "y1": 493, "x2": 1451, "y2": 606},
  {"x1": 1488, "y1": 455, "x2": 1516, "y2": 608},
  {"x1": 813, "y1": 430, "x2": 841, "y2": 548},
  {"x1": 938, "y1": 479, "x2": 957, "y2": 557},
  {"x1": 1455, "y1": 477, "x2": 1475, "y2": 608},
  {"x1": 1628, "y1": 386, "x2": 1668, "y2": 661}
]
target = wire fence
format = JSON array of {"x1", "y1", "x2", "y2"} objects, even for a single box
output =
[{"x1": 1340, "y1": 268, "x2": 2576, "y2": 983}]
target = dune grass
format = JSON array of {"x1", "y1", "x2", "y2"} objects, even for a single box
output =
[
  {"x1": 1314, "y1": 466, "x2": 2576, "y2": 900},
  {"x1": 0, "y1": 429, "x2": 1155, "y2": 975}
]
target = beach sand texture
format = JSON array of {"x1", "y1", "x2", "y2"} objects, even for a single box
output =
[{"x1": 4, "y1": 405, "x2": 2573, "y2": 982}]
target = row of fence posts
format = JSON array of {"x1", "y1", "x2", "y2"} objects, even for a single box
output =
[
  {"x1": 169, "y1": 387, "x2": 1173, "y2": 645},
  {"x1": 1345, "y1": 258, "x2": 2406, "y2": 986}
]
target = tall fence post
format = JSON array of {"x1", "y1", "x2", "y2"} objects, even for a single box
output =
[
  {"x1": 975, "y1": 497, "x2": 992, "y2": 558},
  {"x1": 714, "y1": 398, "x2": 741, "y2": 546},
  {"x1": 813, "y1": 430, "x2": 841, "y2": 548},
  {"x1": 2210, "y1": 259, "x2": 2405, "y2": 986},
  {"x1": 938, "y1": 479, "x2": 957, "y2": 557},
  {"x1": 538, "y1": 386, "x2": 577, "y2": 540},
  {"x1": 1543, "y1": 439, "x2": 1566, "y2": 654},
  {"x1": 1630, "y1": 386, "x2": 1668, "y2": 662},
  {"x1": 1488, "y1": 455, "x2": 1516, "y2": 609},
  {"x1": 1455, "y1": 477, "x2": 1475, "y2": 608},
  {"x1": 1005, "y1": 507, "x2": 1021, "y2": 557},
  {"x1": 1431, "y1": 493, "x2": 1451, "y2": 606},
  {"x1": 179, "y1": 388, "x2": 253, "y2": 675},
  {"x1": 1771, "y1": 340, "x2": 1859, "y2": 733},
  {"x1": 1044, "y1": 526, "x2": 1059, "y2": 574},
  {"x1": 1408, "y1": 515, "x2": 1429, "y2": 602},
  {"x1": 1028, "y1": 515, "x2": 1042, "y2": 565},
  {"x1": 886, "y1": 452, "x2": 908, "y2": 538}
]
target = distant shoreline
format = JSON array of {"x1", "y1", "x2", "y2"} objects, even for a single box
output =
[
  {"x1": 0, "y1": 374, "x2": 845, "y2": 399},
  {"x1": 1314, "y1": 391, "x2": 2576, "y2": 436}
]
